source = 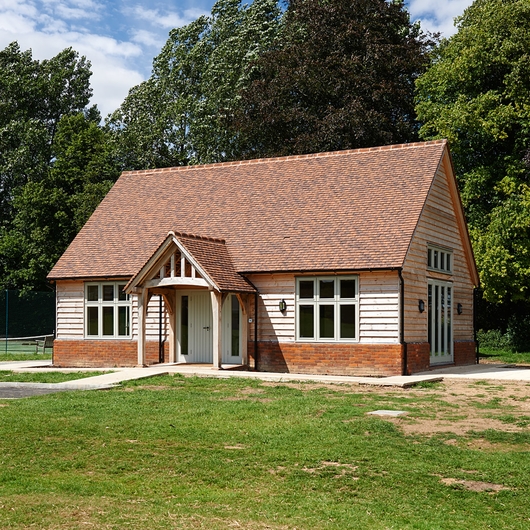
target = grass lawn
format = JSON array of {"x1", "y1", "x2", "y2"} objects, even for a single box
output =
[
  {"x1": 1, "y1": 375, "x2": 530, "y2": 529},
  {"x1": 0, "y1": 352, "x2": 52, "y2": 362},
  {"x1": 0, "y1": 371, "x2": 110, "y2": 383},
  {"x1": 479, "y1": 347, "x2": 530, "y2": 365}
]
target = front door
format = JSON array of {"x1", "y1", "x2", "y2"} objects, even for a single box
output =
[
  {"x1": 428, "y1": 280, "x2": 453, "y2": 365},
  {"x1": 178, "y1": 292, "x2": 213, "y2": 363}
]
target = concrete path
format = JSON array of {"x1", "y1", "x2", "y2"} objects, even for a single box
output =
[{"x1": 2, "y1": 360, "x2": 530, "y2": 399}]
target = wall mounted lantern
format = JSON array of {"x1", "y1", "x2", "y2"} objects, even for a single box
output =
[
  {"x1": 418, "y1": 299, "x2": 425, "y2": 313},
  {"x1": 279, "y1": 299, "x2": 287, "y2": 313},
  {"x1": 457, "y1": 303, "x2": 463, "y2": 315}
]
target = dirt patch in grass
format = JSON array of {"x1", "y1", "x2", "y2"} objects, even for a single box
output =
[
  {"x1": 439, "y1": 476, "x2": 510, "y2": 493},
  {"x1": 374, "y1": 379, "x2": 530, "y2": 437}
]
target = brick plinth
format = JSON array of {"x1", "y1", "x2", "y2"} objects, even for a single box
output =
[
  {"x1": 454, "y1": 340, "x2": 477, "y2": 365},
  {"x1": 405, "y1": 343, "x2": 430, "y2": 374},
  {"x1": 253, "y1": 341, "x2": 404, "y2": 377},
  {"x1": 53, "y1": 340, "x2": 169, "y2": 367}
]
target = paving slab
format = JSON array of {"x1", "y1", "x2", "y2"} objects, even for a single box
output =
[{"x1": 2, "y1": 361, "x2": 530, "y2": 400}]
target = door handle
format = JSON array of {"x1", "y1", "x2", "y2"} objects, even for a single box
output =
[{"x1": 203, "y1": 326, "x2": 210, "y2": 331}]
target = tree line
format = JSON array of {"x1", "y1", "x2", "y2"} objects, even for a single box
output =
[{"x1": 1, "y1": 0, "x2": 529, "y2": 345}]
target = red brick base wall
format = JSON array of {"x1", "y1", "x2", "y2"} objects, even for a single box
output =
[
  {"x1": 252, "y1": 341, "x2": 404, "y2": 377},
  {"x1": 454, "y1": 340, "x2": 477, "y2": 365},
  {"x1": 53, "y1": 340, "x2": 169, "y2": 367},
  {"x1": 406, "y1": 343, "x2": 431, "y2": 374}
]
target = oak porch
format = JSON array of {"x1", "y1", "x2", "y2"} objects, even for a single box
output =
[{"x1": 126, "y1": 231, "x2": 256, "y2": 368}]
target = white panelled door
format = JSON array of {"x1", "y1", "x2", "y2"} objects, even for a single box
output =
[
  {"x1": 428, "y1": 280, "x2": 453, "y2": 365},
  {"x1": 178, "y1": 292, "x2": 213, "y2": 363}
]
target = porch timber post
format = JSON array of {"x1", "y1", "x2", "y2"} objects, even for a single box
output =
[
  {"x1": 236, "y1": 293, "x2": 249, "y2": 367},
  {"x1": 210, "y1": 290, "x2": 223, "y2": 369},
  {"x1": 162, "y1": 291, "x2": 176, "y2": 363},
  {"x1": 137, "y1": 288, "x2": 148, "y2": 366}
]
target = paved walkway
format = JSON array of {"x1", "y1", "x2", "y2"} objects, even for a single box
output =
[{"x1": 2, "y1": 360, "x2": 530, "y2": 398}]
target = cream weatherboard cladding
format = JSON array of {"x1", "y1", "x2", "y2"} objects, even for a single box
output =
[
  {"x1": 56, "y1": 281, "x2": 167, "y2": 342},
  {"x1": 403, "y1": 155, "x2": 475, "y2": 344},
  {"x1": 246, "y1": 271, "x2": 399, "y2": 344}
]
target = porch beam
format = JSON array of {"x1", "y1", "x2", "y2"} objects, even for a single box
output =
[{"x1": 145, "y1": 277, "x2": 209, "y2": 289}]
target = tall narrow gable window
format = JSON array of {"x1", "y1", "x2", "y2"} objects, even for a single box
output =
[
  {"x1": 85, "y1": 282, "x2": 131, "y2": 338},
  {"x1": 427, "y1": 246, "x2": 452, "y2": 274},
  {"x1": 296, "y1": 276, "x2": 358, "y2": 342}
]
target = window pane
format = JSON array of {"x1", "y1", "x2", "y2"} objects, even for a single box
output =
[
  {"x1": 118, "y1": 284, "x2": 128, "y2": 301},
  {"x1": 319, "y1": 305, "x2": 334, "y2": 339},
  {"x1": 299, "y1": 305, "x2": 314, "y2": 338},
  {"x1": 299, "y1": 280, "x2": 314, "y2": 299},
  {"x1": 319, "y1": 279, "x2": 334, "y2": 299},
  {"x1": 427, "y1": 249, "x2": 432, "y2": 267},
  {"x1": 340, "y1": 305, "x2": 356, "y2": 338},
  {"x1": 87, "y1": 285, "x2": 99, "y2": 301},
  {"x1": 446, "y1": 254, "x2": 451, "y2": 271},
  {"x1": 87, "y1": 307, "x2": 99, "y2": 335},
  {"x1": 103, "y1": 285, "x2": 114, "y2": 302},
  {"x1": 181, "y1": 296, "x2": 189, "y2": 355},
  {"x1": 102, "y1": 306, "x2": 114, "y2": 335},
  {"x1": 440, "y1": 253, "x2": 445, "y2": 271},
  {"x1": 340, "y1": 279, "x2": 356, "y2": 299},
  {"x1": 118, "y1": 306, "x2": 129, "y2": 336},
  {"x1": 434, "y1": 251, "x2": 439, "y2": 269},
  {"x1": 231, "y1": 296, "x2": 240, "y2": 356}
]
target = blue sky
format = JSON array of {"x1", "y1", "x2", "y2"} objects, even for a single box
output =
[{"x1": 0, "y1": 0, "x2": 474, "y2": 117}]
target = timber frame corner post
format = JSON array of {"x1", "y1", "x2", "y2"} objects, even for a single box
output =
[{"x1": 137, "y1": 288, "x2": 152, "y2": 367}]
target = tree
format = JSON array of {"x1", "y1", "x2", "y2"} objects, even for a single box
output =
[
  {"x1": 108, "y1": 0, "x2": 281, "y2": 168},
  {"x1": 0, "y1": 111, "x2": 119, "y2": 291},
  {"x1": 0, "y1": 43, "x2": 92, "y2": 224},
  {"x1": 415, "y1": 0, "x2": 530, "y2": 304},
  {"x1": 235, "y1": 0, "x2": 434, "y2": 158}
]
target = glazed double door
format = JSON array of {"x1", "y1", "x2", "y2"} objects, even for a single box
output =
[{"x1": 428, "y1": 280, "x2": 453, "y2": 365}]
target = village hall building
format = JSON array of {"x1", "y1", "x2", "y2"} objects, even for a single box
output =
[{"x1": 47, "y1": 140, "x2": 479, "y2": 376}]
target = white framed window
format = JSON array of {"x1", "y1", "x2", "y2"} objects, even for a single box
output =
[
  {"x1": 85, "y1": 282, "x2": 131, "y2": 338},
  {"x1": 427, "y1": 245, "x2": 452, "y2": 274},
  {"x1": 296, "y1": 276, "x2": 358, "y2": 342}
]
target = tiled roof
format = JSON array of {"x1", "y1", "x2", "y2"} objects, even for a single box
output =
[
  {"x1": 48, "y1": 140, "x2": 448, "y2": 280},
  {"x1": 175, "y1": 232, "x2": 257, "y2": 292}
]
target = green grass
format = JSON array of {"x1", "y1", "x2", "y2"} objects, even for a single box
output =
[
  {"x1": 0, "y1": 375, "x2": 529, "y2": 529},
  {"x1": 0, "y1": 371, "x2": 110, "y2": 383},
  {"x1": 479, "y1": 347, "x2": 530, "y2": 365},
  {"x1": 0, "y1": 351, "x2": 52, "y2": 362}
]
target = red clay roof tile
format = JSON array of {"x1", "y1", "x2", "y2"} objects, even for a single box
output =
[{"x1": 48, "y1": 140, "x2": 447, "y2": 280}]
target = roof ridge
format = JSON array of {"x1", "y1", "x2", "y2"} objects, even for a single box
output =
[
  {"x1": 122, "y1": 140, "x2": 448, "y2": 175},
  {"x1": 169, "y1": 230, "x2": 226, "y2": 244}
]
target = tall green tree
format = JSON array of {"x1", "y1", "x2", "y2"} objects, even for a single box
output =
[
  {"x1": 235, "y1": 0, "x2": 434, "y2": 158},
  {"x1": 0, "y1": 111, "x2": 119, "y2": 291},
  {"x1": 108, "y1": 0, "x2": 281, "y2": 168},
  {"x1": 415, "y1": 0, "x2": 530, "y2": 304},
  {"x1": 0, "y1": 43, "x2": 92, "y2": 224},
  {"x1": 0, "y1": 43, "x2": 118, "y2": 291}
]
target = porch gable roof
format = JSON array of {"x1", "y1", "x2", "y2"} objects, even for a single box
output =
[{"x1": 126, "y1": 231, "x2": 256, "y2": 294}]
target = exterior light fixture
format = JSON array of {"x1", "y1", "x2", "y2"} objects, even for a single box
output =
[
  {"x1": 279, "y1": 299, "x2": 287, "y2": 313},
  {"x1": 457, "y1": 303, "x2": 463, "y2": 315},
  {"x1": 418, "y1": 299, "x2": 425, "y2": 313}
]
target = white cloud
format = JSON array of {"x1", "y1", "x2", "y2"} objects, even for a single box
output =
[
  {"x1": 407, "y1": 0, "x2": 473, "y2": 37},
  {"x1": 127, "y1": 4, "x2": 208, "y2": 29},
  {"x1": 132, "y1": 29, "x2": 164, "y2": 48}
]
